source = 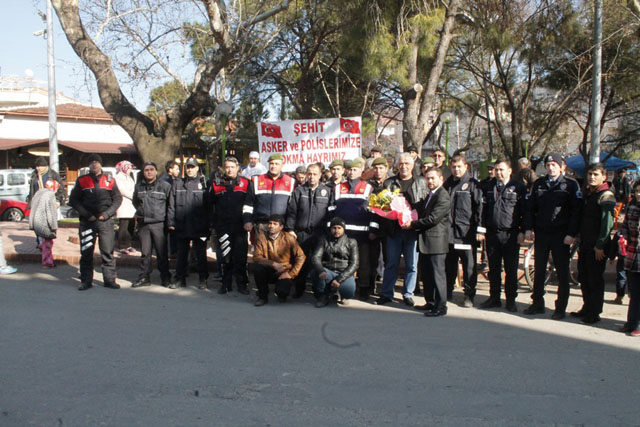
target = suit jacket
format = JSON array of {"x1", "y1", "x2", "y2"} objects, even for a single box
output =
[{"x1": 412, "y1": 186, "x2": 451, "y2": 254}]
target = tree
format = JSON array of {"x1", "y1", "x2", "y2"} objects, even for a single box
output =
[
  {"x1": 51, "y1": 0, "x2": 291, "y2": 166},
  {"x1": 360, "y1": 0, "x2": 461, "y2": 155},
  {"x1": 447, "y1": 0, "x2": 584, "y2": 164}
]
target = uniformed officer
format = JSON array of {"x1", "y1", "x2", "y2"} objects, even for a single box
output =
[
  {"x1": 242, "y1": 153, "x2": 295, "y2": 235},
  {"x1": 326, "y1": 159, "x2": 346, "y2": 189},
  {"x1": 69, "y1": 154, "x2": 122, "y2": 291},
  {"x1": 366, "y1": 157, "x2": 389, "y2": 294},
  {"x1": 330, "y1": 157, "x2": 377, "y2": 300},
  {"x1": 131, "y1": 161, "x2": 172, "y2": 288},
  {"x1": 167, "y1": 157, "x2": 210, "y2": 289},
  {"x1": 443, "y1": 154, "x2": 484, "y2": 307},
  {"x1": 571, "y1": 163, "x2": 616, "y2": 324},
  {"x1": 479, "y1": 159, "x2": 526, "y2": 312},
  {"x1": 523, "y1": 152, "x2": 582, "y2": 319},
  {"x1": 286, "y1": 163, "x2": 333, "y2": 298},
  {"x1": 209, "y1": 157, "x2": 250, "y2": 295}
]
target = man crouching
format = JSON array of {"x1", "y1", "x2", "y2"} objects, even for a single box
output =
[
  {"x1": 310, "y1": 217, "x2": 359, "y2": 307},
  {"x1": 252, "y1": 214, "x2": 306, "y2": 306}
]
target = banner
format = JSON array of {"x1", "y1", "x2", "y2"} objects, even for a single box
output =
[{"x1": 256, "y1": 117, "x2": 362, "y2": 171}]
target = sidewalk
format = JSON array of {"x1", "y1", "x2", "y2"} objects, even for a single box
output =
[{"x1": 0, "y1": 221, "x2": 218, "y2": 268}]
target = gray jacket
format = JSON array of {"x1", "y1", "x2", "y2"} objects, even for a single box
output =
[{"x1": 28, "y1": 188, "x2": 58, "y2": 239}]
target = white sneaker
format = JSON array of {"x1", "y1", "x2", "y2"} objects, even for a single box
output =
[{"x1": 0, "y1": 266, "x2": 17, "y2": 275}]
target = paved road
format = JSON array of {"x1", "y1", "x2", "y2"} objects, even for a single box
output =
[{"x1": 1, "y1": 264, "x2": 638, "y2": 426}]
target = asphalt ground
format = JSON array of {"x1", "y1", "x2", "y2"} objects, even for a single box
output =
[{"x1": 0, "y1": 264, "x2": 638, "y2": 426}]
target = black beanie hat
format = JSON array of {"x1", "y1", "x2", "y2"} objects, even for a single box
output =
[
  {"x1": 34, "y1": 156, "x2": 48, "y2": 167},
  {"x1": 330, "y1": 217, "x2": 346, "y2": 229},
  {"x1": 87, "y1": 154, "x2": 103, "y2": 165}
]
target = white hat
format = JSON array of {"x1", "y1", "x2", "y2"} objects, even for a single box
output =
[{"x1": 249, "y1": 151, "x2": 260, "y2": 158}]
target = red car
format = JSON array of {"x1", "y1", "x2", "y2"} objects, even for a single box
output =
[{"x1": 0, "y1": 199, "x2": 30, "y2": 222}]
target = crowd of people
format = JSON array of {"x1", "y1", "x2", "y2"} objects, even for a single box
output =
[{"x1": 16, "y1": 148, "x2": 640, "y2": 337}]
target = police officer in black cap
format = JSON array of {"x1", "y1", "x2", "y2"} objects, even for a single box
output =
[
  {"x1": 167, "y1": 157, "x2": 210, "y2": 289},
  {"x1": 131, "y1": 161, "x2": 172, "y2": 288},
  {"x1": 69, "y1": 154, "x2": 122, "y2": 290},
  {"x1": 479, "y1": 159, "x2": 526, "y2": 312},
  {"x1": 523, "y1": 152, "x2": 582, "y2": 319}
]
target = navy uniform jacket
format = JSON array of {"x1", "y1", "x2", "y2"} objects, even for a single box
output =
[
  {"x1": 524, "y1": 174, "x2": 582, "y2": 236},
  {"x1": 443, "y1": 172, "x2": 483, "y2": 245},
  {"x1": 481, "y1": 178, "x2": 526, "y2": 233}
]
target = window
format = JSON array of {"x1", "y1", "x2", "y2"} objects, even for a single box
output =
[{"x1": 7, "y1": 173, "x2": 25, "y2": 186}]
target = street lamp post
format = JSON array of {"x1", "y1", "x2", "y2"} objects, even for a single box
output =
[
  {"x1": 215, "y1": 101, "x2": 233, "y2": 164},
  {"x1": 441, "y1": 112, "x2": 455, "y2": 166}
]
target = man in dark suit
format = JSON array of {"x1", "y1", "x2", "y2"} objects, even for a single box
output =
[{"x1": 409, "y1": 167, "x2": 451, "y2": 317}]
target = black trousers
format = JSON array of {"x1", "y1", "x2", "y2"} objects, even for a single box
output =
[
  {"x1": 532, "y1": 230, "x2": 571, "y2": 312},
  {"x1": 356, "y1": 240, "x2": 371, "y2": 289},
  {"x1": 293, "y1": 231, "x2": 321, "y2": 295},
  {"x1": 176, "y1": 236, "x2": 208, "y2": 281},
  {"x1": 79, "y1": 219, "x2": 117, "y2": 285},
  {"x1": 217, "y1": 230, "x2": 248, "y2": 291},
  {"x1": 486, "y1": 231, "x2": 520, "y2": 302},
  {"x1": 117, "y1": 217, "x2": 135, "y2": 249},
  {"x1": 419, "y1": 253, "x2": 447, "y2": 307},
  {"x1": 445, "y1": 244, "x2": 477, "y2": 299},
  {"x1": 577, "y1": 245, "x2": 607, "y2": 316},
  {"x1": 368, "y1": 237, "x2": 385, "y2": 290},
  {"x1": 138, "y1": 222, "x2": 170, "y2": 282},
  {"x1": 253, "y1": 264, "x2": 294, "y2": 300}
]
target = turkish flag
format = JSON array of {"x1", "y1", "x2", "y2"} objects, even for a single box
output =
[
  {"x1": 340, "y1": 118, "x2": 360, "y2": 134},
  {"x1": 261, "y1": 122, "x2": 283, "y2": 138}
]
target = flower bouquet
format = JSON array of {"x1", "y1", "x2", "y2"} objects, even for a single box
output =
[{"x1": 368, "y1": 189, "x2": 418, "y2": 227}]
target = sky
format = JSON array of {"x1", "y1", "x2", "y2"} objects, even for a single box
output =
[
  {"x1": 0, "y1": 1, "x2": 128, "y2": 107},
  {"x1": 0, "y1": 1, "x2": 100, "y2": 105}
]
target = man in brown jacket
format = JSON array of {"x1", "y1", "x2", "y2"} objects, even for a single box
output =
[{"x1": 253, "y1": 214, "x2": 306, "y2": 306}]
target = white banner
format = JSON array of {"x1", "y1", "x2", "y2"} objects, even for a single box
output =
[{"x1": 257, "y1": 117, "x2": 362, "y2": 172}]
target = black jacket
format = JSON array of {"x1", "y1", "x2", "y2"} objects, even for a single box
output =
[
  {"x1": 286, "y1": 183, "x2": 332, "y2": 234},
  {"x1": 69, "y1": 172, "x2": 122, "y2": 221},
  {"x1": 412, "y1": 186, "x2": 451, "y2": 254},
  {"x1": 311, "y1": 233, "x2": 359, "y2": 284},
  {"x1": 133, "y1": 178, "x2": 171, "y2": 225},
  {"x1": 481, "y1": 178, "x2": 526, "y2": 233},
  {"x1": 524, "y1": 174, "x2": 582, "y2": 236},
  {"x1": 444, "y1": 172, "x2": 483, "y2": 244},
  {"x1": 378, "y1": 174, "x2": 428, "y2": 236},
  {"x1": 167, "y1": 174, "x2": 210, "y2": 238},
  {"x1": 208, "y1": 174, "x2": 249, "y2": 233}
]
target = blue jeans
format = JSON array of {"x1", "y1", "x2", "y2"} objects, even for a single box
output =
[
  {"x1": 311, "y1": 268, "x2": 356, "y2": 300},
  {"x1": 381, "y1": 230, "x2": 418, "y2": 298}
]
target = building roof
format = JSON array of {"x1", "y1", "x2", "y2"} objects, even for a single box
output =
[
  {"x1": 0, "y1": 103, "x2": 113, "y2": 121},
  {"x1": 0, "y1": 138, "x2": 136, "y2": 154}
]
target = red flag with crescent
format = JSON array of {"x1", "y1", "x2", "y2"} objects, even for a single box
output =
[
  {"x1": 340, "y1": 118, "x2": 360, "y2": 134},
  {"x1": 261, "y1": 122, "x2": 283, "y2": 138}
]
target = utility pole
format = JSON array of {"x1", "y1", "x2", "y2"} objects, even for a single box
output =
[
  {"x1": 589, "y1": 0, "x2": 602, "y2": 166},
  {"x1": 46, "y1": 0, "x2": 59, "y2": 172}
]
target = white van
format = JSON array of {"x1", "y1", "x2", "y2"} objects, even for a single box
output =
[{"x1": 0, "y1": 169, "x2": 32, "y2": 202}]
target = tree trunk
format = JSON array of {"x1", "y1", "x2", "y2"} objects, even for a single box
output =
[{"x1": 402, "y1": 0, "x2": 461, "y2": 157}]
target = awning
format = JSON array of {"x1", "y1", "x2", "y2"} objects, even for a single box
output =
[
  {"x1": 0, "y1": 138, "x2": 136, "y2": 154},
  {"x1": 58, "y1": 141, "x2": 136, "y2": 154}
]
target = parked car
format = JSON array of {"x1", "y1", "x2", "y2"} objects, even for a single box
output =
[
  {"x1": 0, "y1": 199, "x2": 30, "y2": 221},
  {"x1": 0, "y1": 169, "x2": 32, "y2": 202}
]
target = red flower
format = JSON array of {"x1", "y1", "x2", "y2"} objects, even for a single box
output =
[
  {"x1": 261, "y1": 122, "x2": 283, "y2": 138},
  {"x1": 340, "y1": 118, "x2": 360, "y2": 134}
]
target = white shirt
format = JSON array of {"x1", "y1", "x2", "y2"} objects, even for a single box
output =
[{"x1": 242, "y1": 163, "x2": 267, "y2": 178}]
